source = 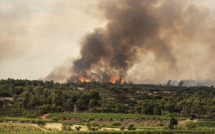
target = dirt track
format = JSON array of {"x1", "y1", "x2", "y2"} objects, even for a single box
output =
[{"x1": 42, "y1": 113, "x2": 50, "y2": 120}]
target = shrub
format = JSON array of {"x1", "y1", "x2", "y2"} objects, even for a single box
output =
[
  {"x1": 31, "y1": 120, "x2": 36, "y2": 124},
  {"x1": 128, "y1": 124, "x2": 136, "y2": 130},
  {"x1": 36, "y1": 120, "x2": 45, "y2": 126},
  {"x1": 75, "y1": 126, "x2": 82, "y2": 131},
  {"x1": 169, "y1": 117, "x2": 178, "y2": 129},
  {"x1": 185, "y1": 121, "x2": 197, "y2": 130},
  {"x1": 85, "y1": 121, "x2": 102, "y2": 131},
  {"x1": 62, "y1": 124, "x2": 73, "y2": 131},
  {"x1": 120, "y1": 125, "x2": 125, "y2": 130},
  {"x1": 111, "y1": 121, "x2": 122, "y2": 126}
]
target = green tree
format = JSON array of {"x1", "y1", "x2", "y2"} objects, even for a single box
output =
[
  {"x1": 153, "y1": 107, "x2": 161, "y2": 115},
  {"x1": 169, "y1": 117, "x2": 178, "y2": 129}
]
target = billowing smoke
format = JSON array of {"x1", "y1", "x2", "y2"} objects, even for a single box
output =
[{"x1": 46, "y1": 0, "x2": 215, "y2": 84}]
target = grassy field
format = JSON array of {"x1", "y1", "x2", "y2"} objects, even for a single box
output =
[
  {"x1": 197, "y1": 121, "x2": 215, "y2": 128},
  {"x1": 0, "y1": 117, "x2": 53, "y2": 123},
  {"x1": 47, "y1": 113, "x2": 186, "y2": 120}
]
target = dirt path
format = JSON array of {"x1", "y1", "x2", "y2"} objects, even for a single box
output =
[
  {"x1": 178, "y1": 119, "x2": 198, "y2": 125},
  {"x1": 42, "y1": 113, "x2": 50, "y2": 120}
]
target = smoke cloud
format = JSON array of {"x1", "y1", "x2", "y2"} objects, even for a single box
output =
[{"x1": 46, "y1": 0, "x2": 215, "y2": 84}]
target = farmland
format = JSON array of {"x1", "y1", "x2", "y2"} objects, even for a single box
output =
[{"x1": 47, "y1": 112, "x2": 186, "y2": 120}]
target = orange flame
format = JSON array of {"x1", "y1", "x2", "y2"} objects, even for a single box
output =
[
  {"x1": 80, "y1": 76, "x2": 92, "y2": 83},
  {"x1": 109, "y1": 76, "x2": 118, "y2": 84},
  {"x1": 80, "y1": 76, "x2": 84, "y2": 82},
  {"x1": 121, "y1": 77, "x2": 124, "y2": 84}
]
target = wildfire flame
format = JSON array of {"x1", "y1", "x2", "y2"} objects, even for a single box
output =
[
  {"x1": 109, "y1": 76, "x2": 124, "y2": 84},
  {"x1": 80, "y1": 76, "x2": 84, "y2": 82},
  {"x1": 79, "y1": 76, "x2": 92, "y2": 83},
  {"x1": 109, "y1": 76, "x2": 118, "y2": 84},
  {"x1": 121, "y1": 77, "x2": 124, "y2": 84}
]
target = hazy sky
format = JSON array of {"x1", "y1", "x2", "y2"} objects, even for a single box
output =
[
  {"x1": 0, "y1": 0, "x2": 214, "y2": 81},
  {"x1": 0, "y1": 0, "x2": 106, "y2": 80}
]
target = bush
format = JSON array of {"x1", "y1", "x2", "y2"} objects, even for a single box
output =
[
  {"x1": 111, "y1": 121, "x2": 122, "y2": 126},
  {"x1": 120, "y1": 125, "x2": 125, "y2": 130},
  {"x1": 36, "y1": 120, "x2": 45, "y2": 126},
  {"x1": 128, "y1": 124, "x2": 136, "y2": 130},
  {"x1": 169, "y1": 117, "x2": 178, "y2": 129},
  {"x1": 62, "y1": 124, "x2": 73, "y2": 131},
  {"x1": 85, "y1": 121, "x2": 102, "y2": 131},
  {"x1": 31, "y1": 120, "x2": 36, "y2": 124},
  {"x1": 185, "y1": 121, "x2": 197, "y2": 130},
  {"x1": 75, "y1": 126, "x2": 82, "y2": 131}
]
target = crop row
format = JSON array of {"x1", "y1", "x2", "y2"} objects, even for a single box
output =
[
  {"x1": 0, "y1": 117, "x2": 53, "y2": 123},
  {"x1": 47, "y1": 113, "x2": 186, "y2": 120}
]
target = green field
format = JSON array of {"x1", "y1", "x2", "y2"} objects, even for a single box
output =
[
  {"x1": 0, "y1": 117, "x2": 53, "y2": 123},
  {"x1": 47, "y1": 112, "x2": 186, "y2": 120}
]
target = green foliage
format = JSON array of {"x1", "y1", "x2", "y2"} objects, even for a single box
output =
[
  {"x1": 1, "y1": 78, "x2": 215, "y2": 120},
  {"x1": 169, "y1": 117, "x2": 178, "y2": 129},
  {"x1": 111, "y1": 121, "x2": 122, "y2": 126},
  {"x1": 75, "y1": 126, "x2": 82, "y2": 131},
  {"x1": 197, "y1": 121, "x2": 215, "y2": 128},
  {"x1": 36, "y1": 120, "x2": 45, "y2": 126},
  {"x1": 120, "y1": 125, "x2": 125, "y2": 130},
  {"x1": 85, "y1": 121, "x2": 102, "y2": 131},
  {"x1": 62, "y1": 124, "x2": 73, "y2": 131},
  {"x1": 185, "y1": 121, "x2": 197, "y2": 129},
  {"x1": 47, "y1": 112, "x2": 185, "y2": 120},
  {"x1": 128, "y1": 124, "x2": 136, "y2": 130}
]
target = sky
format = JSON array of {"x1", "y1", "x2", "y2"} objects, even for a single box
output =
[
  {"x1": 0, "y1": 0, "x2": 106, "y2": 80},
  {"x1": 0, "y1": 0, "x2": 215, "y2": 83}
]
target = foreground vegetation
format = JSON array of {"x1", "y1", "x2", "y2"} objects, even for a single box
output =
[
  {"x1": 1, "y1": 78, "x2": 215, "y2": 120},
  {"x1": 1, "y1": 79, "x2": 215, "y2": 133}
]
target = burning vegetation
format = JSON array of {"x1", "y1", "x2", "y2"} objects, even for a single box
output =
[
  {"x1": 45, "y1": 0, "x2": 215, "y2": 84},
  {"x1": 79, "y1": 75, "x2": 124, "y2": 84}
]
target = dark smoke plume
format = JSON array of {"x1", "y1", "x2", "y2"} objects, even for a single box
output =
[
  {"x1": 68, "y1": 0, "x2": 176, "y2": 82},
  {"x1": 47, "y1": 0, "x2": 215, "y2": 84}
]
